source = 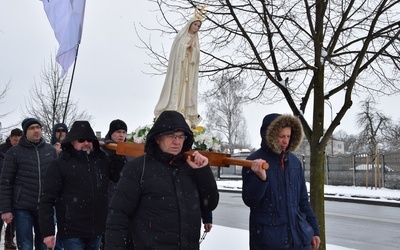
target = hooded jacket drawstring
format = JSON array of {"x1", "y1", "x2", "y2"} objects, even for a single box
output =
[{"x1": 281, "y1": 152, "x2": 286, "y2": 171}]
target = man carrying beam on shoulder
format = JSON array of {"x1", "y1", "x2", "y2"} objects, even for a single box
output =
[{"x1": 105, "y1": 110, "x2": 219, "y2": 249}]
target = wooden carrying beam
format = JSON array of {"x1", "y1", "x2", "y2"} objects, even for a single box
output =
[{"x1": 106, "y1": 142, "x2": 268, "y2": 169}]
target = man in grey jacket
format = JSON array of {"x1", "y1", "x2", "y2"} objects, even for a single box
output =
[{"x1": 0, "y1": 118, "x2": 57, "y2": 250}]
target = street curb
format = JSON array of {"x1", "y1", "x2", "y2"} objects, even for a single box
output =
[
  {"x1": 323, "y1": 195, "x2": 400, "y2": 207},
  {"x1": 218, "y1": 189, "x2": 400, "y2": 207}
]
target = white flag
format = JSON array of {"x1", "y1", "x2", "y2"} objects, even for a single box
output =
[{"x1": 42, "y1": 0, "x2": 86, "y2": 77}]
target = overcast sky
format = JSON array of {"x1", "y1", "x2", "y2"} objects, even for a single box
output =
[{"x1": 1, "y1": 1, "x2": 399, "y2": 148}]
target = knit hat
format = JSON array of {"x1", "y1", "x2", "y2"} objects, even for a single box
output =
[
  {"x1": 106, "y1": 119, "x2": 127, "y2": 138},
  {"x1": 10, "y1": 128, "x2": 23, "y2": 137},
  {"x1": 21, "y1": 118, "x2": 42, "y2": 135}
]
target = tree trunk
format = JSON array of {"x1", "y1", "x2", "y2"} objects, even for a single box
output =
[
  {"x1": 309, "y1": 147, "x2": 326, "y2": 250},
  {"x1": 310, "y1": 1, "x2": 327, "y2": 247}
]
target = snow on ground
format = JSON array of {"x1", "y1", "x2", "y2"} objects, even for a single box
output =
[
  {"x1": 205, "y1": 180, "x2": 400, "y2": 249},
  {"x1": 217, "y1": 180, "x2": 400, "y2": 202},
  {"x1": 200, "y1": 225, "x2": 356, "y2": 250}
]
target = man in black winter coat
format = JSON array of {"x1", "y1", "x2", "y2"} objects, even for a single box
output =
[
  {"x1": 100, "y1": 119, "x2": 134, "y2": 249},
  {"x1": 105, "y1": 110, "x2": 219, "y2": 250},
  {"x1": 0, "y1": 128, "x2": 22, "y2": 249},
  {"x1": 38, "y1": 121, "x2": 123, "y2": 250},
  {"x1": 0, "y1": 118, "x2": 58, "y2": 250}
]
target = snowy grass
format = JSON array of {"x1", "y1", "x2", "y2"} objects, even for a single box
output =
[{"x1": 217, "y1": 180, "x2": 400, "y2": 203}]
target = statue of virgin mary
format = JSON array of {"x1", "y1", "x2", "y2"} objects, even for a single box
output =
[{"x1": 154, "y1": 13, "x2": 203, "y2": 128}]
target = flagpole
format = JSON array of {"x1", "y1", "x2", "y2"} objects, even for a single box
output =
[{"x1": 62, "y1": 44, "x2": 80, "y2": 124}]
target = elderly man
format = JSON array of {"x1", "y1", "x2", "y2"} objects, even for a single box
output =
[
  {"x1": 38, "y1": 121, "x2": 123, "y2": 250},
  {"x1": 105, "y1": 110, "x2": 219, "y2": 250},
  {"x1": 0, "y1": 118, "x2": 57, "y2": 250}
]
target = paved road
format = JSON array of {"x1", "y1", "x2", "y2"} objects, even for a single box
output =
[
  {"x1": 215, "y1": 191, "x2": 400, "y2": 250},
  {"x1": 2, "y1": 191, "x2": 398, "y2": 250}
]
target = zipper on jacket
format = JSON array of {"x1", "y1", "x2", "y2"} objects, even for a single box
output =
[
  {"x1": 36, "y1": 146, "x2": 42, "y2": 204},
  {"x1": 86, "y1": 154, "x2": 96, "y2": 236}
]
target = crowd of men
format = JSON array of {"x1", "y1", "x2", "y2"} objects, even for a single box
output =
[
  {"x1": 0, "y1": 111, "x2": 321, "y2": 250},
  {"x1": 0, "y1": 111, "x2": 219, "y2": 250}
]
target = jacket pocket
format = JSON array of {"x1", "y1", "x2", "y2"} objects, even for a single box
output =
[
  {"x1": 296, "y1": 211, "x2": 314, "y2": 246},
  {"x1": 253, "y1": 212, "x2": 289, "y2": 248}
]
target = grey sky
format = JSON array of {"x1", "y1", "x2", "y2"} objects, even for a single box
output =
[{"x1": 1, "y1": 0, "x2": 398, "y2": 147}]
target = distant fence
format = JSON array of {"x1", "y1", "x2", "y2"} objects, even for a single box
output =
[{"x1": 219, "y1": 152, "x2": 400, "y2": 189}]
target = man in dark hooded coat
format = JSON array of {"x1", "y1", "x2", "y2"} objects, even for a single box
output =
[
  {"x1": 50, "y1": 122, "x2": 69, "y2": 155},
  {"x1": 105, "y1": 110, "x2": 219, "y2": 250},
  {"x1": 38, "y1": 121, "x2": 122, "y2": 250},
  {"x1": 242, "y1": 113, "x2": 320, "y2": 250},
  {"x1": 0, "y1": 128, "x2": 22, "y2": 249}
]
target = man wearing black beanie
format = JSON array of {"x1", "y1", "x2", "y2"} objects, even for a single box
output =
[
  {"x1": 102, "y1": 119, "x2": 129, "y2": 203},
  {"x1": 0, "y1": 118, "x2": 57, "y2": 250},
  {"x1": 21, "y1": 118, "x2": 42, "y2": 136},
  {"x1": 101, "y1": 119, "x2": 133, "y2": 249},
  {"x1": 105, "y1": 119, "x2": 127, "y2": 139}
]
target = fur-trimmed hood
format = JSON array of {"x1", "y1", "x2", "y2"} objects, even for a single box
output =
[{"x1": 260, "y1": 113, "x2": 303, "y2": 154}]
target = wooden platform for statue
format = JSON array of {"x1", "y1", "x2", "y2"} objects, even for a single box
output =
[{"x1": 106, "y1": 142, "x2": 268, "y2": 169}]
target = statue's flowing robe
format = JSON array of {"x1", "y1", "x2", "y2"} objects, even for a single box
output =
[{"x1": 154, "y1": 17, "x2": 201, "y2": 127}]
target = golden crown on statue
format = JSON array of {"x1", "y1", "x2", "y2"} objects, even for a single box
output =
[{"x1": 194, "y1": 5, "x2": 206, "y2": 21}]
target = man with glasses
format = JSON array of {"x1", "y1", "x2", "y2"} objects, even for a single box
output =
[
  {"x1": 105, "y1": 110, "x2": 219, "y2": 249},
  {"x1": 0, "y1": 118, "x2": 58, "y2": 250},
  {"x1": 38, "y1": 121, "x2": 123, "y2": 250},
  {"x1": 49, "y1": 122, "x2": 69, "y2": 250}
]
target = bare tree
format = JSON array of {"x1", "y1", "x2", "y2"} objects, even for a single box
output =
[
  {"x1": 0, "y1": 82, "x2": 10, "y2": 142},
  {"x1": 138, "y1": 1, "x2": 400, "y2": 247},
  {"x1": 356, "y1": 99, "x2": 391, "y2": 154},
  {"x1": 0, "y1": 82, "x2": 10, "y2": 116},
  {"x1": 203, "y1": 73, "x2": 250, "y2": 154},
  {"x1": 384, "y1": 121, "x2": 400, "y2": 152},
  {"x1": 23, "y1": 57, "x2": 91, "y2": 140}
]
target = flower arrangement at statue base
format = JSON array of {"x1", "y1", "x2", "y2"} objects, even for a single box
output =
[
  {"x1": 129, "y1": 124, "x2": 221, "y2": 152},
  {"x1": 191, "y1": 126, "x2": 221, "y2": 152},
  {"x1": 130, "y1": 124, "x2": 152, "y2": 144}
]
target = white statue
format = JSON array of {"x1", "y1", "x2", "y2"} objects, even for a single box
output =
[{"x1": 154, "y1": 11, "x2": 203, "y2": 128}]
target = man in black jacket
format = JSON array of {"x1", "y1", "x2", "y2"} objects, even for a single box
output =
[
  {"x1": 0, "y1": 128, "x2": 22, "y2": 249},
  {"x1": 38, "y1": 120, "x2": 122, "y2": 250},
  {"x1": 105, "y1": 110, "x2": 219, "y2": 250},
  {"x1": 100, "y1": 119, "x2": 134, "y2": 249},
  {"x1": 0, "y1": 118, "x2": 58, "y2": 250}
]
